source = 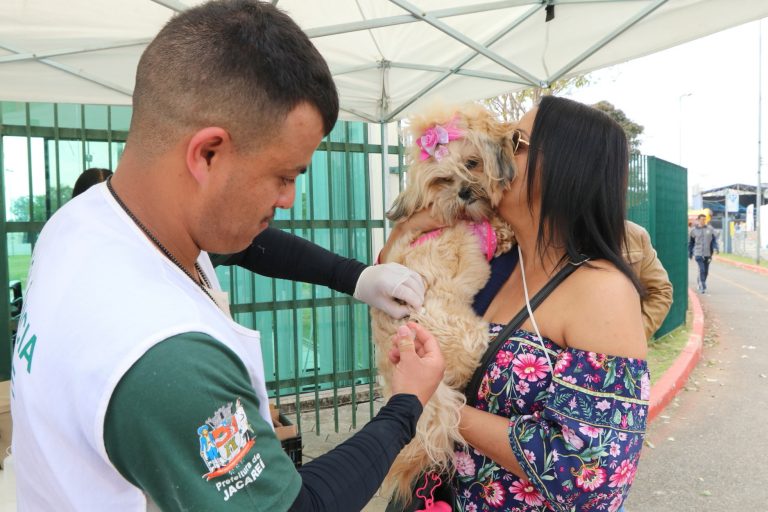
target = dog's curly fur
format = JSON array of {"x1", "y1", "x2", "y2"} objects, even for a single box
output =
[{"x1": 372, "y1": 103, "x2": 517, "y2": 503}]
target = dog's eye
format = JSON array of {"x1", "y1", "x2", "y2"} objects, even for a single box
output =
[{"x1": 465, "y1": 159, "x2": 479, "y2": 170}]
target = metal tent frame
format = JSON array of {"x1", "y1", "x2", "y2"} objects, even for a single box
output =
[{"x1": 2, "y1": 1, "x2": 768, "y2": 122}]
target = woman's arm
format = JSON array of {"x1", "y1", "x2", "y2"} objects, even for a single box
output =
[
  {"x1": 458, "y1": 406, "x2": 527, "y2": 479},
  {"x1": 379, "y1": 210, "x2": 445, "y2": 263}
]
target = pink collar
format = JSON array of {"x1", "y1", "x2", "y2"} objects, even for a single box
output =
[{"x1": 410, "y1": 219, "x2": 496, "y2": 262}]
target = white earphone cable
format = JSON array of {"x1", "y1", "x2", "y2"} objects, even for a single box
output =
[{"x1": 517, "y1": 245, "x2": 554, "y2": 373}]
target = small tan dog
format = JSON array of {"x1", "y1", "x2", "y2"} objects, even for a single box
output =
[{"x1": 373, "y1": 103, "x2": 516, "y2": 503}]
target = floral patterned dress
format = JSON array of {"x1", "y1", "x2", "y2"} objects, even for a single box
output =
[{"x1": 452, "y1": 324, "x2": 650, "y2": 512}]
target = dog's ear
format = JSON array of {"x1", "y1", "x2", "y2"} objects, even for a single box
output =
[
  {"x1": 478, "y1": 134, "x2": 516, "y2": 185},
  {"x1": 386, "y1": 186, "x2": 421, "y2": 221},
  {"x1": 494, "y1": 132, "x2": 517, "y2": 183}
]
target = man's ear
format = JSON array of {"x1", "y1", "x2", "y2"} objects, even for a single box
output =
[{"x1": 185, "y1": 127, "x2": 231, "y2": 185}]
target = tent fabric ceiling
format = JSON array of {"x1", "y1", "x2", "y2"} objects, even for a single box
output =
[{"x1": 1, "y1": 0, "x2": 767, "y2": 122}]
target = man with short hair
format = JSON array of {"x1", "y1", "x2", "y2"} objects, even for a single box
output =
[
  {"x1": 689, "y1": 213, "x2": 719, "y2": 293},
  {"x1": 10, "y1": 2, "x2": 445, "y2": 510}
]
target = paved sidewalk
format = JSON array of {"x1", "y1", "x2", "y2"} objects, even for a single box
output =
[{"x1": 299, "y1": 397, "x2": 388, "y2": 511}]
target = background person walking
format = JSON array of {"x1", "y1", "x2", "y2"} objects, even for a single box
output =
[{"x1": 689, "y1": 213, "x2": 719, "y2": 293}]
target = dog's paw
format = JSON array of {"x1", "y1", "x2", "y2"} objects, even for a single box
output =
[{"x1": 491, "y1": 216, "x2": 516, "y2": 256}]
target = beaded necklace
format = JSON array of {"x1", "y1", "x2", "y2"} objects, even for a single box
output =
[{"x1": 106, "y1": 176, "x2": 215, "y2": 304}]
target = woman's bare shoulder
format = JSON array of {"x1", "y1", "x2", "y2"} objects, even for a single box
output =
[{"x1": 561, "y1": 260, "x2": 647, "y2": 359}]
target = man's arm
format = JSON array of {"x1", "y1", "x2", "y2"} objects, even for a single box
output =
[
  {"x1": 210, "y1": 227, "x2": 365, "y2": 295},
  {"x1": 688, "y1": 231, "x2": 695, "y2": 259},
  {"x1": 637, "y1": 229, "x2": 673, "y2": 339},
  {"x1": 105, "y1": 333, "x2": 301, "y2": 511},
  {"x1": 105, "y1": 333, "x2": 430, "y2": 511},
  {"x1": 210, "y1": 227, "x2": 425, "y2": 318}
]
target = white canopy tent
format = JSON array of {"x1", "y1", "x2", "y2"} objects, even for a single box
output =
[{"x1": 1, "y1": 0, "x2": 767, "y2": 123}]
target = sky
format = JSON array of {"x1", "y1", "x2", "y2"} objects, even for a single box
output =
[{"x1": 561, "y1": 17, "x2": 767, "y2": 202}]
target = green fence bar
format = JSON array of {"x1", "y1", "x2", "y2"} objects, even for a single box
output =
[{"x1": 363, "y1": 122, "x2": 375, "y2": 421}]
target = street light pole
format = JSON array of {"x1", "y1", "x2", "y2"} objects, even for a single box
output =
[{"x1": 679, "y1": 92, "x2": 693, "y2": 166}]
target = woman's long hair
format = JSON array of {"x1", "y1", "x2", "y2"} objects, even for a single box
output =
[{"x1": 526, "y1": 95, "x2": 642, "y2": 294}]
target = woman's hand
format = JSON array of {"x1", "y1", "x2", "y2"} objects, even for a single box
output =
[
  {"x1": 396, "y1": 209, "x2": 446, "y2": 235},
  {"x1": 379, "y1": 209, "x2": 446, "y2": 263}
]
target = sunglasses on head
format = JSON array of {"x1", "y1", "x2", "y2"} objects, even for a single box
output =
[{"x1": 511, "y1": 129, "x2": 530, "y2": 155}]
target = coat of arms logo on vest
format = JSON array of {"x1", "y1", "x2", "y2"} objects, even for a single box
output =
[{"x1": 197, "y1": 398, "x2": 256, "y2": 480}]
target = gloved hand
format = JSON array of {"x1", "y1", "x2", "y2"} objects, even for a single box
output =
[{"x1": 353, "y1": 263, "x2": 425, "y2": 319}]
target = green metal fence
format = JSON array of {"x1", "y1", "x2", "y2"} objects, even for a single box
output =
[
  {"x1": 0, "y1": 102, "x2": 407, "y2": 435},
  {"x1": 0, "y1": 102, "x2": 689, "y2": 434},
  {"x1": 627, "y1": 154, "x2": 688, "y2": 339}
]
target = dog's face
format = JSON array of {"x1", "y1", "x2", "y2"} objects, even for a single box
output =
[{"x1": 387, "y1": 105, "x2": 517, "y2": 225}]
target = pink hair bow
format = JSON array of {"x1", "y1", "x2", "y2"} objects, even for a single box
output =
[{"x1": 416, "y1": 116, "x2": 464, "y2": 161}]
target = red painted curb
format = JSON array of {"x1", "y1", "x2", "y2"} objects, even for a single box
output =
[
  {"x1": 647, "y1": 288, "x2": 704, "y2": 424},
  {"x1": 713, "y1": 255, "x2": 768, "y2": 276}
]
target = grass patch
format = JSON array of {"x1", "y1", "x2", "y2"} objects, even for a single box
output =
[
  {"x1": 8, "y1": 254, "x2": 31, "y2": 290},
  {"x1": 647, "y1": 310, "x2": 692, "y2": 385},
  {"x1": 715, "y1": 253, "x2": 768, "y2": 269}
]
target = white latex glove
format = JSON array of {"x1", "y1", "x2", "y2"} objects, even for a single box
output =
[{"x1": 353, "y1": 263, "x2": 425, "y2": 319}]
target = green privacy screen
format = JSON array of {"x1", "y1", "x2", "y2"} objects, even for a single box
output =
[
  {"x1": 645, "y1": 157, "x2": 689, "y2": 338},
  {"x1": 627, "y1": 154, "x2": 689, "y2": 339}
]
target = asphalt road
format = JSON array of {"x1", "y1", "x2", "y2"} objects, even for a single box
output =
[{"x1": 625, "y1": 259, "x2": 768, "y2": 511}]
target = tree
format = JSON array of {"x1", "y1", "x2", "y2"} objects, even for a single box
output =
[
  {"x1": 10, "y1": 187, "x2": 73, "y2": 222},
  {"x1": 482, "y1": 76, "x2": 591, "y2": 122},
  {"x1": 591, "y1": 101, "x2": 644, "y2": 155}
]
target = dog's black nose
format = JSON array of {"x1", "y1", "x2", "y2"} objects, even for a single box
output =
[{"x1": 458, "y1": 187, "x2": 472, "y2": 200}]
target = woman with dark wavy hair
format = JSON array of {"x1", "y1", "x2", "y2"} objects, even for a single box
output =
[{"x1": 386, "y1": 96, "x2": 648, "y2": 511}]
